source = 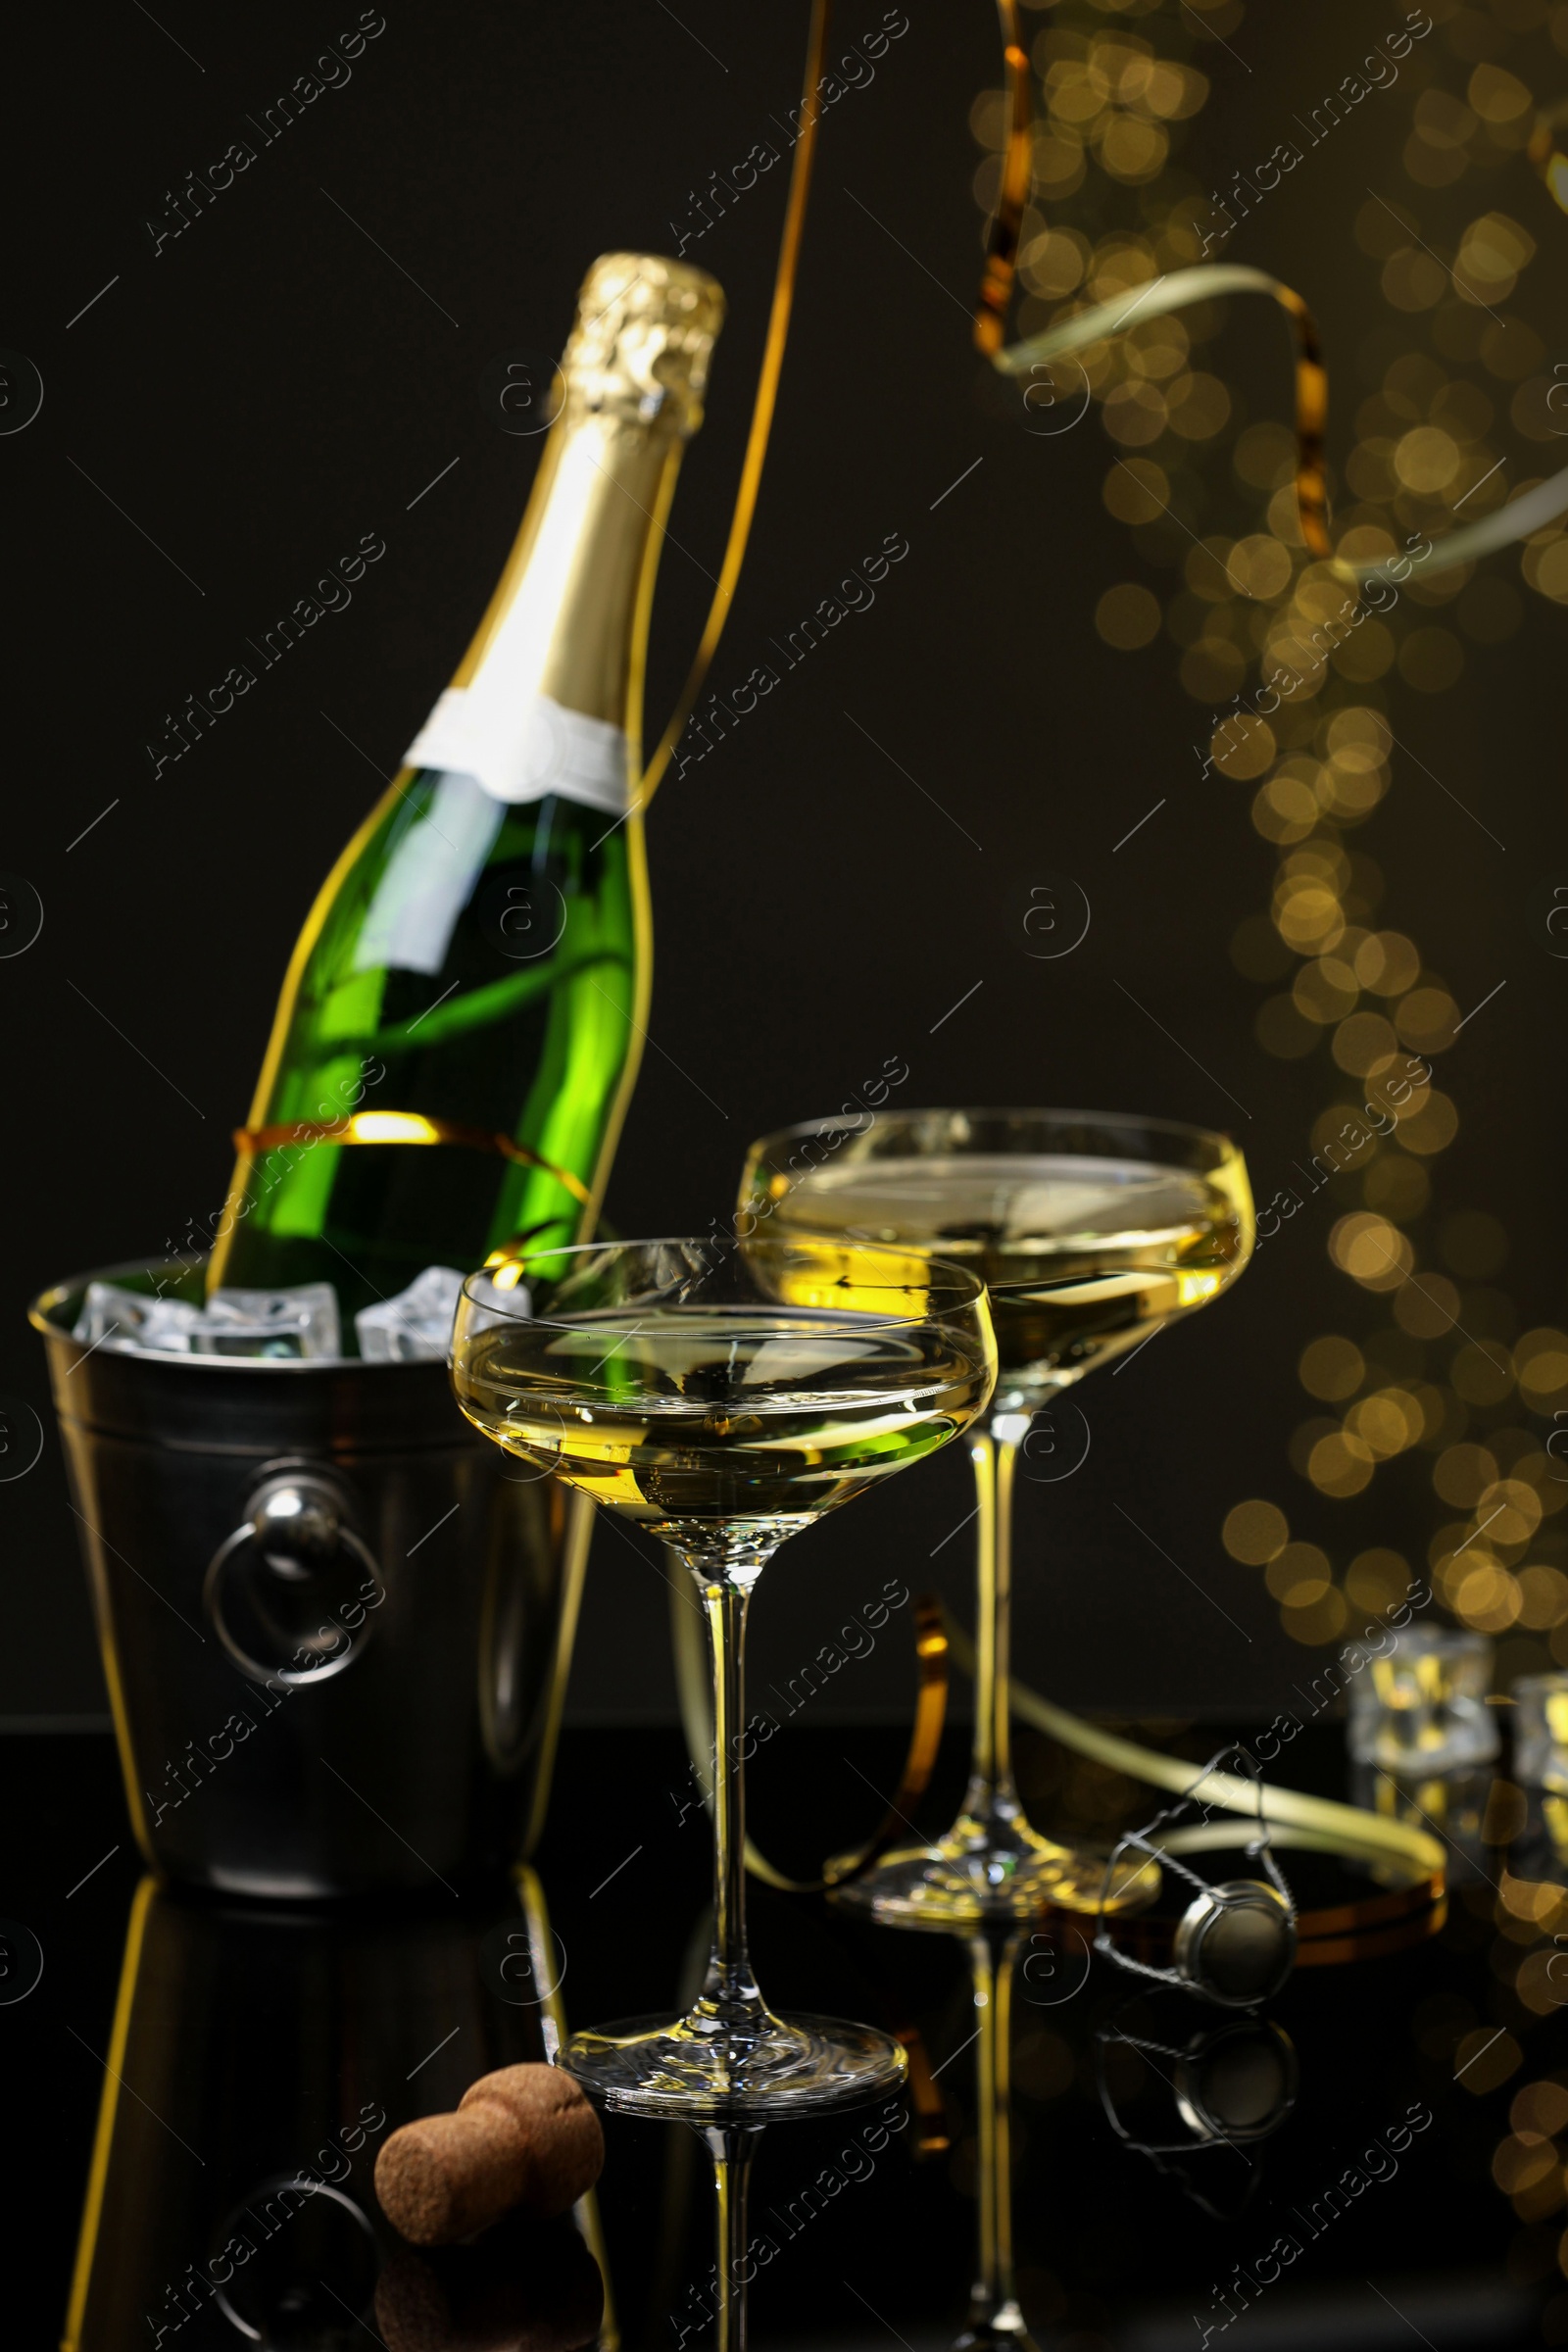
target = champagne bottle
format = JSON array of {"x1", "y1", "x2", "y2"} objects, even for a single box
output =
[{"x1": 210, "y1": 254, "x2": 724, "y2": 1325}]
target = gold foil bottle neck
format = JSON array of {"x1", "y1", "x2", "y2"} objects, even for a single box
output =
[{"x1": 563, "y1": 251, "x2": 725, "y2": 435}]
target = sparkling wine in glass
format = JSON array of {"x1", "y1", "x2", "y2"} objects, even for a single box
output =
[
  {"x1": 451, "y1": 1236, "x2": 996, "y2": 2112},
  {"x1": 738, "y1": 1109, "x2": 1253, "y2": 1924}
]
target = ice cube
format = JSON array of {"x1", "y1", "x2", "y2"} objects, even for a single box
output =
[
  {"x1": 193, "y1": 1324, "x2": 309, "y2": 1359},
  {"x1": 199, "y1": 1282, "x2": 342, "y2": 1360},
  {"x1": 74, "y1": 1281, "x2": 202, "y2": 1355},
  {"x1": 355, "y1": 1265, "x2": 468, "y2": 1362}
]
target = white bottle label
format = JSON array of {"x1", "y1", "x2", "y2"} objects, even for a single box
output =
[{"x1": 404, "y1": 686, "x2": 629, "y2": 815}]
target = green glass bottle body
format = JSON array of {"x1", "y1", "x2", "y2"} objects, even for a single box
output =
[
  {"x1": 210, "y1": 255, "x2": 723, "y2": 1325},
  {"x1": 213, "y1": 781, "x2": 643, "y2": 1317}
]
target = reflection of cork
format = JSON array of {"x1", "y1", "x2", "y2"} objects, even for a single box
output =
[
  {"x1": 375, "y1": 2065, "x2": 604, "y2": 2246},
  {"x1": 375, "y1": 2209, "x2": 604, "y2": 2352}
]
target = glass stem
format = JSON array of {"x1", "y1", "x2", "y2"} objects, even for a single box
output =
[
  {"x1": 689, "y1": 1562, "x2": 769, "y2": 2035},
  {"x1": 961, "y1": 1417, "x2": 1027, "y2": 1837}
]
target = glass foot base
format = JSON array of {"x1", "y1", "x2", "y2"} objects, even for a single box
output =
[
  {"x1": 558, "y1": 2009, "x2": 907, "y2": 2118},
  {"x1": 830, "y1": 1828, "x2": 1157, "y2": 1927}
]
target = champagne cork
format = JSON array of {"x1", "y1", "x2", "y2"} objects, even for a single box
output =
[{"x1": 375, "y1": 2064, "x2": 604, "y2": 2246}]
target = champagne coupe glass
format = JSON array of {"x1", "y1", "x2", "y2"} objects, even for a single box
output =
[
  {"x1": 451, "y1": 1235, "x2": 996, "y2": 2114},
  {"x1": 738, "y1": 1109, "x2": 1254, "y2": 1925}
]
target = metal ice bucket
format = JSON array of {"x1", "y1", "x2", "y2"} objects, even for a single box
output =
[{"x1": 31, "y1": 1255, "x2": 587, "y2": 1899}]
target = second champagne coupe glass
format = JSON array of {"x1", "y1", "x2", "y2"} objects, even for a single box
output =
[
  {"x1": 451, "y1": 1235, "x2": 995, "y2": 2113},
  {"x1": 738, "y1": 1109, "x2": 1254, "y2": 1924}
]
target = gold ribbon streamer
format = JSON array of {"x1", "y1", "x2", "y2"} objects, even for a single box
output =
[
  {"x1": 939, "y1": 1607, "x2": 1446, "y2": 1881},
  {"x1": 637, "y1": 0, "x2": 833, "y2": 811},
  {"x1": 993, "y1": 266, "x2": 1332, "y2": 563},
  {"x1": 671, "y1": 1571, "x2": 1443, "y2": 1899},
  {"x1": 978, "y1": 14, "x2": 1568, "y2": 584},
  {"x1": 669, "y1": 1576, "x2": 952, "y2": 1894},
  {"x1": 975, "y1": 0, "x2": 1330, "y2": 559},
  {"x1": 636, "y1": 14, "x2": 1568, "y2": 809},
  {"x1": 975, "y1": 0, "x2": 1033, "y2": 358},
  {"x1": 669, "y1": 1549, "x2": 1447, "y2": 1895},
  {"x1": 1338, "y1": 462, "x2": 1568, "y2": 585},
  {"x1": 232, "y1": 1113, "x2": 593, "y2": 1206}
]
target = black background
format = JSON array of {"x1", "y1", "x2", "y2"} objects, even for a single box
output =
[{"x1": 3, "y1": 2, "x2": 1561, "y2": 1726}]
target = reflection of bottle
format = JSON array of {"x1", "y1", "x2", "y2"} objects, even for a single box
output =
[{"x1": 210, "y1": 253, "x2": 724, "y2": 1322}]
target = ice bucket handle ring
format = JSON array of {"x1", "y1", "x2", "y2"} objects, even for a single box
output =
[{"x1": 203, "y1": 1468, "x2": 386, "y2": 1688}]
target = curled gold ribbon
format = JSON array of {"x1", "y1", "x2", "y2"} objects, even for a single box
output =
[
  {"x1": 671, "y1": 1571, "x2": 1446, "y2": 1907},
  {"x1": 939, "y1": 1608, "x2": 1446, "y2": 1884},
  {"x1": 233, "y1": 1112, "x2": 593, "y2": 1207},
  {"x1": 975, "y1": 0, "x2": 1033, "y2": 359},
  {"x1": 977, "y1": 0, "x2": 1330, "y2": 558},
  {"x1": 978, "y1": 5, "x2": 1568, "y2": 584},
  {"x1": 994, "y1": 266, "x2": 1331, "y2": 563}
]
